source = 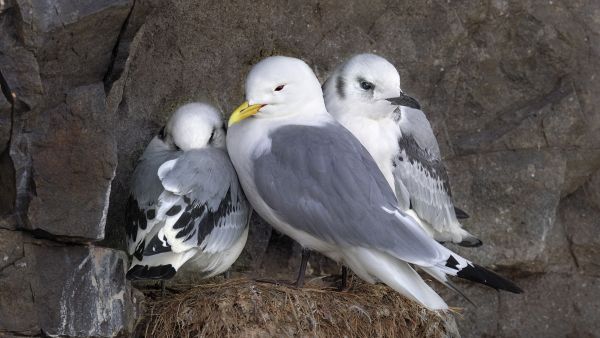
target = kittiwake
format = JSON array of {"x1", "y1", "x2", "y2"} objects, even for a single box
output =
[
  {"x1": 323, "y1": 53, "x2": 481, "y2": 246},
  {"x1": 226, "y1": 56, "x2": 521, "y2": 310},
  {"x1": 125, "y1": 102, "x2": 251, "y2": 280}
]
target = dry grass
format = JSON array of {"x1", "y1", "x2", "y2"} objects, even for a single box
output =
[{"x1": 138, "y1": 277, "x2": 459, "y2": 338}]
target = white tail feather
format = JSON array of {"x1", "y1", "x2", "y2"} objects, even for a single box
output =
[
  {"x1": 420, "y1": 266, "x2": 448, "y2": 284},
  {"x1": 343, "y1": 247, "x2": 448, "y2": 310},
  {"x1": 404, "y1": 208, "x2": 479, "y2": 245},
  {"x1": 404, "y1": 209, "x2": 436, "y2": 238}
]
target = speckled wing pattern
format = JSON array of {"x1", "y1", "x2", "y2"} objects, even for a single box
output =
[
  {"x1": 153, "y1": 148, "x2": 249, "y2": 255},
  {"x1": 126, "y1": 144, "x2": 178, "y2": 260},
  {"x1": 126, "y1": 147, "x2": 250, "y2": 280},
  {"x1": 392, "y1": 107, "x2": 462, "y2": 235}
]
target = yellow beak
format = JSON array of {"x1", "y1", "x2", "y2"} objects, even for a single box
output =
[{"x1": 228, "y1": 101, "x2": 264, "y2": 127}]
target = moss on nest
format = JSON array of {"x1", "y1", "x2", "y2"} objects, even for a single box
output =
[{"x1": 138, "y1": 277, "x2": 459, "y2": 337}]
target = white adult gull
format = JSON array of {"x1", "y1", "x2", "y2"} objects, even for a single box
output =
[
  {"x1": 324, "y1": 53, "x2": 481, "y2": 246},
  {"x1": 226, "y1": 56, "x2": 521, "y2": 310},
  {"x1": 125, "y1": 102, "x2": 251, "y2": 281}
]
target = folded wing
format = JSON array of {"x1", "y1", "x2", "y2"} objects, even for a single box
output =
[{"x1": 254, "y1": 123, "x2": 445, "y2": 267}]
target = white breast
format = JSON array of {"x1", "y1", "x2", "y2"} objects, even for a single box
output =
[
  {"x1": 337, "y1": 115, "x2": 400, "y2": 193},
  {"x1": 226, "y1": 113, "x2": 339, "y2": 256}
]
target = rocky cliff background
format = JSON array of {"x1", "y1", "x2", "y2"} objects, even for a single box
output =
[{"x1": 1, "y1": 0, "x2": 599, "y2": 337}]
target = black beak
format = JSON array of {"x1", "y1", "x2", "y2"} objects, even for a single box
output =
[{"x1": 385, "y1": 93, "x2": 421, "y2": 110}]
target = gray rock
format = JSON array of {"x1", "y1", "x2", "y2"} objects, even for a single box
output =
[
  {"x1": 2, "y1": 0, "x2": 133, "y2": 239},
  {"x1": 436, "y1": 282, "x2": 501, "y2": 338},
  {"x1": 0, "y1": 4, "x2": 44, "y2": 227},
  {"x1": 498, "y1": 272, "x2": 600, "y2": 337},
  {"x1": 0, "y1": 4, "x2": 44, "y2": 129},
  {"x1": 587, "y1": 169, "x2": 600, "y2": 210},
  {"x1": 559, "y1": 187, "x2": 600, "y2": 276},
  {"x1": 27, "y1": 244, "x2": 140, "y2": 337},
  {"x1": 25, "y1": 83, "x2": 116, "y2": 241},
  {"x1": 0, "y1": 231, "x2": 37, "y2": 335},
  {"x1": 0, "y1": 258, "x2": 38, "y2": 335},
  {"x1": 0, "y1": 149, "x2": 16, "y2": 225},
  {"x1": 440, "y1": 271, "x2": 600, "y2": 338},
  {"x1": 14, "y1": 0, "x2": 133, "y2": 103},
  {"x1": 445, "y1": 149, "x2": 566, "y2": 271},
  {"x1": 562, "y1": 149, "x2": 600, "y2": 198},
  {"x1": 0, "y1": 233, "x2": 141, "y2": 337},
  {"x1": 0, "y1": 0, "x2": 140, "y2": 336},
  {"x1": 0, "y1": 229, "x2": 24, "y2": 270}
]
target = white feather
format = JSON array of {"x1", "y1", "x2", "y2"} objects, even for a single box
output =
[{"x1": 342, "y1": 247, "x2": 448, "y2": 310}]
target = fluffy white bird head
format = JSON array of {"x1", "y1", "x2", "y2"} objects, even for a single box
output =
[
  {"x1": 162, "y1": 102, "x2": 226, "y2": 151},
  {"x1": 229, "y1": 56, "x2": 326, "y2": 126},
  {"x1": 323, "y1": 53, "x2": 420, "y2": 120}
]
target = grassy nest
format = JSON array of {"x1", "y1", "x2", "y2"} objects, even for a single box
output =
[{"x1": 138, "y1": 277, "x2": 459, "y2": 337}]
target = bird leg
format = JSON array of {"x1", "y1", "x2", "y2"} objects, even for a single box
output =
[
  {"x1": 160, "y1": 280, "x2": 166, "y2": 297},
  {"x1": 338, "y1": 265, "x2": 349, "y2": 291},
  {"x1": 294, "y1": 248, "x2": 311, "y2": 288},
  {"x1": 255, "y1": 248, "x2": 311, "y2": 288}
]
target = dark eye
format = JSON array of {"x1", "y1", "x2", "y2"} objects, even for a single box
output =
[
  {"x1": 274, "y1": 84, "x2": 285, "y2": 91},
  {"x1": 360, "y1": 81, "x2": 374, "y2": 90}
]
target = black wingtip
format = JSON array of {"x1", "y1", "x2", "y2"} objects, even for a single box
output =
[
  {"x1": 456, "y1": 263, "x2": 523, "y2": 294},
  {"x1": 454, "y1": 207, "x2": 470, "y2": 219},
  {"x1": 126, "y1": 264, "x2": 177, "y2": 281}
]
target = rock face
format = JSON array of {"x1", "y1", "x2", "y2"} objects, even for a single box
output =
[
  {"x1": 0, "y1": 230, "x2": 141, "y2": 336},
  {"x1": 29, "y1": 244, "x2": 140, "y2": 337},
  {"x1": 26, "y1": 83, "x2": 117, "y2": 240},
  {"x1": 1, "y1": 0, "x2": 599, "y2": 336},
  {"x1": 0, "y1": 0, "x2": 139, "y2": 336},
  {"x1": 7, "y1": 0, "x2": 130, "y2": 239},
  {"x1": 445, "y1": 150, "x2": 567, "y2": 270}
]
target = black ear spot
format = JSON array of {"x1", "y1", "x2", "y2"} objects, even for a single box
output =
[
  {"x1": 336, "y1": 76, "x2": 346, "y2": 99},
  {"x1": 274, "y1": 84, "x2": 285, "y2": 91}
]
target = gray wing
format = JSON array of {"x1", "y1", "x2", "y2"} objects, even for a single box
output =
[
  {"x1": 393, "y1": 107, "x2": 461, "y2": 232},
  {"x1": 126, "y1": 140, "x2": 179, "y2": 256},
  {"x1": 145, "y1": 148, "x2": 250, "y2": 256},
  {"x1": 253, "y1": 123, "x2": 446, "y2": 267}
]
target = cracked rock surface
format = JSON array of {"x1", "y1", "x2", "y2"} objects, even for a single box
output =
[
  {"x1": 1, "y1": 0, "x2": 139, "y2": 336},
  {"x1": 1, "y1": 0, "x2": 599, "y2": 336},
  {"x1": 0, "y1": 230, "x2": 142, "y2": 336}
]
